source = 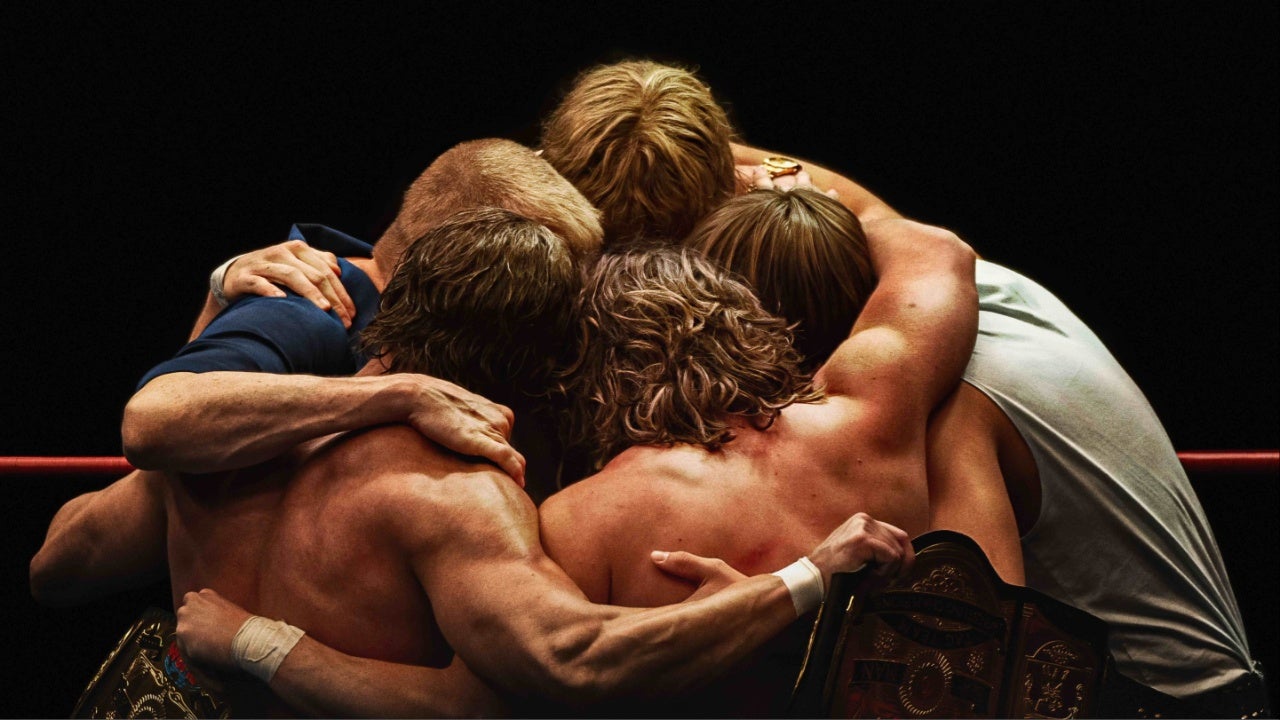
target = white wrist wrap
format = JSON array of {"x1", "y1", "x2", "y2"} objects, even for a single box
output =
[
  {"x1": 209, "y1": 254, "x2": 243, "y2": 308},
  {"x1": 231, "y1": 615, "x2": 305, "y2": 684},
  {"x1": 772, "y1": 556, "x2": 826, "y2": 616}
]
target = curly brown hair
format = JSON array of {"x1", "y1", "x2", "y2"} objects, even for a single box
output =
[
  {"x1": 362, "y1": 208, "x2": 582, "y2": 406},
  {"x1": 540, "y1": 60, "x2": 737, "y2": 245},
  {"x1": 685, "y1": 188, "x2": 876, "y2": 370},
  {"x1": 561, "y1": 245, "x2": 823, "y2": 466}
]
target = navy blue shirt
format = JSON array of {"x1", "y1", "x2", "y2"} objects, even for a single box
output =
[{"x1": 138, "y1": 224, "x2": 382, "y2": 388}]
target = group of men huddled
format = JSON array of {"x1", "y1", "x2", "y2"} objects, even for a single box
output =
[{"x1": 31, "y1": 61, "x2": 1268, "y2": 717}]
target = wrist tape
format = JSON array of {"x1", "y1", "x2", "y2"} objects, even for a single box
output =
[
  {"x1": 209, "y1": 254, "x2": 244, "y2": 308},
  {"x1": 772, "y1": 556, "x2": 826, "y2": 616},
  {"x1": 231, "y1": 615, "x2": 305, "y2": 684}
]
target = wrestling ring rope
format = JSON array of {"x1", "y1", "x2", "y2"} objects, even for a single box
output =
[{"x1": 1, "y1": 452, "x2": 1277, "y2": 476}]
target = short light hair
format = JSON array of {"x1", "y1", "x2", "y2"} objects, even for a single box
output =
[
  {"x1": 685, "y1": 188, "x2": 876, "y2": 369},
  {"x1": 540, "y1": 61, "x2": 736, "y2": 245},
  {"x1": 561, "y1": 245, "x2": 823, "y2": 467},
  {"x1": 373, "y1": 138, "x2": 603, "y2": 270},
  {"x1": 363, "y1": 208, "x2": 582, "y2": 405}
]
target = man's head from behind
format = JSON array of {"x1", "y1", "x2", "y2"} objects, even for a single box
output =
[
  {"x1": 363, "y1": 207, "x2": 582, "y2": 407},
  {"x1": 540, "y1": 60, "x2": 736, "y2": 245},
  {"x1": 562, "y1": 244, "x2": 822, "y2": 467},
  {"x1": 685, "y1": 188, "x2": 876, "y2": 370},
  {"x1": 374, "y1": 138, "x2": 603, "y2": 271}
]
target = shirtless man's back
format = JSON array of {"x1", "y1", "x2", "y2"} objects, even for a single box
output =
[
  {"x1": 541, "y1": 221, "x2": 978, "y2": 716},
  {"x1": 166, "y1": 425, "x2": 490, "y2": 712}
]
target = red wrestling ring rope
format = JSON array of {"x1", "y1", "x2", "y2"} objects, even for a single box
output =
[
  {"x1": 0, "y1": 456, "x2": 134, "y2": 475},
  {"x1": 1175, "y1": 451, "x2": 1279, "y2": 475},
  {"x1": 0, "y1": 452, "x2": 1276, "y2": 476}
]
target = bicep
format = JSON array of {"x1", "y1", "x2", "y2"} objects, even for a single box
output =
[
  {"x1": 406, "y1": 477, "x2": 600, "y2": 697},
  {"x1": 817, "y1": 239, "x2": 977, "y2": 417},
  {"x1": 815, "y1": 325, "x2": 936, "y2": 439},
  {"x1": 31, "y1": 470, "x2": 168, "y2": 605}
]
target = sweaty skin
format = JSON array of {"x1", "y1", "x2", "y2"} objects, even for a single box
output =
[{"x1": 539, "y1": 218, "x2": 979, "y2": 715}]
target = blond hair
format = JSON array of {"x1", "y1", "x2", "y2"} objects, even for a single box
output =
[
  {"x1": 686, "y1": 189, "x2": 876, "y2": 369},
  {"x1": 540, "y1": 61, "x2": 736, "y2": 245},
  {"x1": 561, "y1": 245, "x2": 823, "y2": 467},
  {"x1": 373, "y1": 138, "x2": 603, "y2": 271}
]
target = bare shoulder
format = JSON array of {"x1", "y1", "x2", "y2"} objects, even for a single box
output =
[
  {"x1": 541, "y1": 455, "x2": 654, "y2": 544},
  {"x1": 863, "y1": 217, "x2": 960, "y2": 242},
  {"x1": 546, "y1": 447, "x2": 697, "y2": 523},
  {"x1": 540, "y1": 447, "x2": 696, "y2": 596},
  {"x1": 319, "y1": 424, "x2": 534, "y2": 547}
]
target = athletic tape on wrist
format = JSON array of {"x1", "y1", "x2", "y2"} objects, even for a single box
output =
[
  {"x1": 772, "y1": 556, "x2": 826, "y2": 616},
  {"x1": 231, "y1": 615, "x2": 305, "y2": 684},
  {"x1": 209, "y1": 254, "x2": 243, "y2": 308}
]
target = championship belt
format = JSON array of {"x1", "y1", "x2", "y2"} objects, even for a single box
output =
[
  {"x1": 790, "y1": 531, "x2": 1113, "y2": 718},
  {"x1": 72, "y1": 607, "x2": 231, "y2": 719}
]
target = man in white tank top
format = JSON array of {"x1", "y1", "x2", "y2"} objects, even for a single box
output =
[{"x1": 692, "y1": 167, "x2": 1267, "y2": 716}]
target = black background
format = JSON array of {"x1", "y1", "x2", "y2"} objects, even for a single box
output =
[{"x1": 2, "y1": 4, "x2": 1276, "y2": 716}]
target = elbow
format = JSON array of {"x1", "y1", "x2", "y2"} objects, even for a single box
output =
[
  {"x1": 30, "y1": 549, "x2": 79, "y2": 607},
  {"x1": 538, "y1": 623, "x2": 619, "y2": 708},
  {"x1": 121, "y1": 389, "x2": 170, "y2": 469},
  {"x1": 940, "y1": 229, "x2": 978, "y2": 271}
]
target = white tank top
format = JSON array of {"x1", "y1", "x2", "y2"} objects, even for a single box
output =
[{"x1": 962, "y1": 260, "x2": 1253, "y2": 696}]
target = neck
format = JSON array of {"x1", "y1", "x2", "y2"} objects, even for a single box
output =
[
  {"x1": 348, "y1": 256, "x2": 387, "y2": 292},
  {"x1": 356, "y1": 356, "x2": 392, "y2": 377}
]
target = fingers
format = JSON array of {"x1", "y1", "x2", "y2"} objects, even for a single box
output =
[
  {"x1": 220, "y1": 241, "x2": 355, "y2": 328},
  {"x1": 862, "y1": 518, "x2": 913, "y2": 577},
  {"x1": 286, "y1": 242, "x2": 357, "y2": 324},
  {"x1": 650, "y1": 550, "x2": 745, "y2": 585},
  {"x1": 745, "y1": 166, "x2": 834, "y2": 195},
  {"x1": 239, "y1": 275, "x2": 288, "y2": 299},
  {"x1": 481, "y1": 439, "x2": 526, "y2": 488},
  {"x1": 406, "y1": 376, "x2": 526, "y2": 485},
  {"x1": 752, "y1": 166, "x2": 774, "y2": 192},
  {"x1": 809, "y1": 512, "x2": 917, "y2": 581},
  {"x1": 771, "y1": 170, "x2": 805, "y2": 191}
]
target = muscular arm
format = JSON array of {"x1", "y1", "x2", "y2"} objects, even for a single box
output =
[
  {"x1": 731, "y1": 141, "x2": 903, "y2": 222},
  {"x1": 123, "y1": 371, "x2": 520, "y2": 481},
  {"x1": 926, "y1": 383, "x2": 1027, "y2": 584},
  {"x1": 125, "y1": 294, "x2": 523, "y2": 480},
  {"x1": 30, "y1": 470, "x2": 168, "y2": 606},
  {"x1": 413, "y1": 473, "x2": 798, "y2": 706},
  {"x1": 815, "y1": 219, "x2": 977, "y2": 432},
  {"x1": 178, "y1": 469, "x2": 896, "y2": 714}
]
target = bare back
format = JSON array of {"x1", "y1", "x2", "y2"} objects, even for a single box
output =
[
  {"x1": 164, "y1": 425, "x2": 462, "y2": 708},
  {"x1": 540, "y1": 220, "x2": 977, "y2": 715},
  {"x1": 540, "y1": 399, "x2": 930, "y2": 716}
]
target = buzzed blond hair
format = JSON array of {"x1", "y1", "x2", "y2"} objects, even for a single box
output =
[
  {"x1": 373, "y1": 138, "x2": 603, "y2": 271},
  {"x1": 540, "y1": 61, "x2": 736, "y2": 245}
]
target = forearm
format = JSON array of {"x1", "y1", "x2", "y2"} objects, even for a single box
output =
[
  {"x1": 564, "y1": 574, "x2": 796, "y2": 705},
  {"x1": 731, "y1": 141, "x2": 903, "y2": 222},
  {"x1": 189, "y1": 292, "x2": 223, "y2": 341},
  {"x1": 270, "y1": 643, "x2": 505, "y2": 718},
  {"x1": 446, "y1": 572, "x2": 796, "y2": 707},
  {"x1": 122, "y1": 372, "x2": 422, "y2": 473}
]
